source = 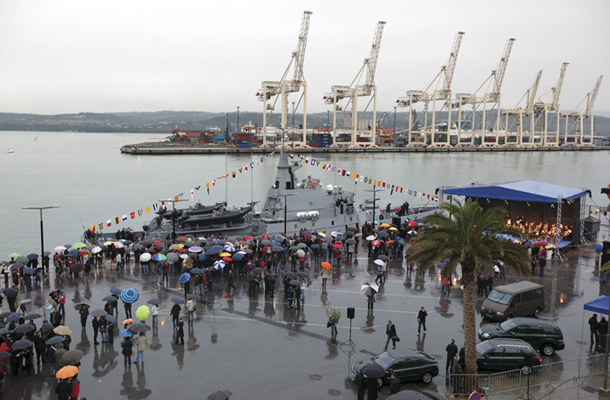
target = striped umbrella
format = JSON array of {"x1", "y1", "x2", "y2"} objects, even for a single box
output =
[{"x1": 120, "y1": 288, "x2": 139, "y2": 304}]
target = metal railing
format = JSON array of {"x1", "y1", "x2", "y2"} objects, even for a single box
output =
[{"x1": 448, "y1": 354, "x2": 606, "y2": 398}]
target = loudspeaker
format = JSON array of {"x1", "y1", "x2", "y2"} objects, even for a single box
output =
[
  {"x1": 602, "y1": 242, "x2": 610, "y2": 266},
  {"x1": 347, "y1": 307, "x2": 355, "y2": 319}
]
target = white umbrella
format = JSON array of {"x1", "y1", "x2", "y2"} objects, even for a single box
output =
[
  {"x1": 361, "y1": 282, "x2": 379, "y2": 292},
  {"x1": 54, "y1": 245, "x2": 67, "y2": 252},
  {"x1": 91, "y1": 246, "x2": 102, "y2": 254},
  {"x1": 113, "y1": 241, "x2": 125, "y2": 249},
  {"x1": 139, "y1": 253, "x2": 151, "y2": 262},
  {"x1": 366, "y1": 235, "x2": 377, "y2": 241},
  {"x1": 374, "y1": 259, "x2": 386, "y2": 267},
  {"x1": 180, "y1": 254, "x2": 189, "y2": 259},
  {"x1": 296, "y1": 249, "x2": 305, "y2": 258}
]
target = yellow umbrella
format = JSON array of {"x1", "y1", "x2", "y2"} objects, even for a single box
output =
[
  {"x1": 380, "y1": 223, "x2": 391, "y2": 228},
  {"x1": 389, "y1": 227, "x2": 398, "y2": 231},
  {"x1": 53, "y1": 325, "x2": 73, "y2": 335},
  {"x1": 56, "y1": 365, "x2": 79, "y2": 380},
  {"x1": 219, "y1": 252, "x2": 232, "y2": 257}
]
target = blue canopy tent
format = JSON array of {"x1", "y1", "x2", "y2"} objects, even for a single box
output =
[
  {"x1": 584, "y1": 295, "x2": 610, "y2": 315},
  {"x1": 442, "y1": 180, "x2": 587, "y2": 247}
]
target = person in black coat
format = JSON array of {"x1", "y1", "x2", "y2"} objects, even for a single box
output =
[
  {"x1": 120, "y1": 337, "x2": 133, "y2": 366},
  {"x1": 50, "y1": 308, "x2": 62, "y2": 328},
  {"x1": 33, "y1": 331, "x2": 46, "y2": 365},
  {"x1": 384, "y1": 320, "x2": 398, "y2": 350},
  {"x1": 355, "y1": 370, "x2": 367, "y2": 400},
  {"x1": 92, "y1": 316, "x2": 100, "y2": 344},
  {"x1": 79, "y1": 306, "x2": 89, "y2": 328},
  {"x1": 389, "y1": 372, "x2": 401, "y2": 394},
  {"x1": 170, "y1": 303, "x2": 181, "y2": 328},
  {"x1": 589, "y1": 314, "x2": 599, "y2": 345},
  {"x1": 366, "y1": 378, "x2": 380, "y2": 400},
  {"x1": 175, "y1": 318, "x2": 185, "y2": 345},
  {"x1": 446, "y1": 339, "x2": 458, "y2": 372},
  {"x1": 124, "y1": 302, "x2": 132, "y2": 319}
]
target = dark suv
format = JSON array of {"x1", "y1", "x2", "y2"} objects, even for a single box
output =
[
  {"x1": 476, "y1": 338, "x2": 542, "y2": 371},
  {"x1": 478, "y1": 317, "x2": 564, "y2": 356}
]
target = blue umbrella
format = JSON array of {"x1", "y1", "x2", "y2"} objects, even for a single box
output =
[
  {"x1": 191, "y1": 268, "x2": 204, "y2": 274},
  {"x1": 23, "y1": 267, "x2": 36, "y2": 275},
  {"x1": 119, "y1": 329, "x2": 135, "y2": 338},
  {"x1": 7, "y1": 312, "x2": 23, "y2": 323},
  {"x1": 109, "y1": 288, "x2": 122, "y2": 295},
  {"x1": 243, "y1": 249, "x2": 253, "y2": 254},
  {"x1": 45, "y1": 336, "x2": 66, "y2": 345},
  {"x1": 103, "y1": 314, "x2": 117, "y2": 325},
  {"x1": 179, "y1": 273, "x2": 191, "y2": 284},
  {"x1": 146, "y1": 298, "x2": 160, "y2": 305},
  {"x1": 232, "y1": 253, "x2": 244, "y2": 261},
  {"x1": 120, "y1": 288, "x2": 139, "y2": 304},
  {"x1": 213, "y1": 260, "x2": 226, "y2": 270},
  {"x1": 593, "y1": 243, "x2": 603, "y2": 253},
  {"x1": 224, "y1": 244, "x2": 235, "y2": 252},
  {"x1": 198, "y1": 254, "x2": 206, "y2": 262},
  {"x1": 171, "y1": 297, "x2": 184, "y2": 304},
  {"x1": 205, "y1": 249, "x2": 218, "y2": 256},
  {"x1": 63, "y1": 244, "x2": 72, "y2": 249},
  {"x1": 310, "y1": 244, "x2": 320, "y2": 249},
  {"x1": 210, "y1": 245, "x2": 223, "y2": 252},
  {"x1": 26, "y1": 253, "x2": 39, "y2": 260}
]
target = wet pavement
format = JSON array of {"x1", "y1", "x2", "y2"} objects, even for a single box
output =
[{"x1": 2, "y1": 238, "x2": 608, "y2": 399}]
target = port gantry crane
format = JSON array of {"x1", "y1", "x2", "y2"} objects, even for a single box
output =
[
  {"x1": 501, "y1": 70, "x2": 543, "y2": 146},
  {"x1": 561, "y1": 75, "x2": 603, "y2": 146},
  {"x1": 453, "y1": 38, "x2": 515, "y2": 147},
  {"x1": 323, "y1": 21, "x2": 386, "y2": 148},
  {"x1": 396, "y1": 32, "x2": 464, "y2": 148},
  {"x1": 532, "y1": 63, "x2": 568, "y2": 146},
  {"x1": 256, "y1": 11, "x2": 312, "y2": 149}
]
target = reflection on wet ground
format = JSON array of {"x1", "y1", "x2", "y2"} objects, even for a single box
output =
[{"x1": 0, "y1": 245, "x2": 605, "y2": 399}]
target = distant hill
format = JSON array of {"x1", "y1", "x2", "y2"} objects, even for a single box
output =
[{"x1": 0, "y1": 110, "x2": 608, "y2": 136}]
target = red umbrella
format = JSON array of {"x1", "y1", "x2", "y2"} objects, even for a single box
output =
[
  {"x1": 245, "y1": 237, "x2": 254, "y2": 241},
  {"x1": 332, "y1": 244, "x2": 343, "y2": 248},
  {"x1": 176, "y1": 236, "x2": 188, "y2": 242},
  {"x1": 408, "y1": 221, "x2": 417, "y2": 227},
  {"x1": 222, "y1": 257, "x2": 233, "y2": 262},
  {"x1": 152, "y1": 240, "x2": 163, "y2": 246},
  {"x1": 321, "y1": 262, "x2": 332, "y2": 270},
  {"x1": 386, "y1": 240, "x2": 395, "y2": 245},
  {"x1": 535, "y1": 241, "x2": 548, "y2": 247},
  {"x1": 238, "y1": 241, "x2": 249, "y2": 246},
  {"x1": 371, "y1": 240, "x2": 381, "y2": 247},
  {"x1": 177, "y1": 248, "x2": 188, "y2": 253}
]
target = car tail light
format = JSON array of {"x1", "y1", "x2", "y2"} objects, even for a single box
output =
[
  {"x1": 535, "y1": 356, "x2": 542, "y2": 363},
  {"x1": 559, "y1": 338, "x2": 564, "y2": 343},
  {"x1": 496, "y1": 312, "x2": 504, "y2": 316}
]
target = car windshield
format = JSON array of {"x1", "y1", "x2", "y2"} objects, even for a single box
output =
[
  {"x1": 499, "y1": 319, "x2": 518, "y2": 331},
  {"x1": 476, "y1": 341, "x2": 494, "y2": 355},
  {"x1": 488, "y1": 290, "x2": 512, "y2": 305},
  {"x1": 372, "y1": 353, "x2": 395, "y2": 369}
]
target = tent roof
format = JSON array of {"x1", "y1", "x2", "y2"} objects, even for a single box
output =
[
  {"x1": 443, "y1": 180, "x2": 586, "y2": 203},
  {"x1": 584, "y1": 295, "x2": 610, "y2": 315}
]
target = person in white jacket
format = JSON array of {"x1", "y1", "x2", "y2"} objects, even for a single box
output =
[{"x1": 151, "y1": 304, "x2": 159, "y2": 326}]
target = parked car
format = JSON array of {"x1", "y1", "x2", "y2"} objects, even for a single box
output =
[
  {"x1": 481, "y1": 281, "x2": 545, "y2": 321},
  {"x1": 476, "y1": 338, "x2": 542, "y2": 371},
  {"x1": 351, "y1": 349, "x2": 439, "y2": 384},
  {"x1": 386, "y1": 390, "x2": 445, "y2": 400},
  {"x1": 478, "y1": 317, "x2": 565, "y2": 356}
]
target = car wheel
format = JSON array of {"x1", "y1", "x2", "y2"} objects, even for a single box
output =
[
  {"x1": 421, "y1": 372, "x2": 433, "y2": 384},
  {"x1": 541, "y1": 343, "x2": 555, "y2": 356},
  {"x1": 533, "y1": 308, "x2": 541, "y2": 318}
]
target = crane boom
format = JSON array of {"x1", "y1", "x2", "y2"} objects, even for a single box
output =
[
  {"x1": 493, "y1": 38, "x2": 515, "y2": 94},
  {"x1": 443, "y1": 32, "x2": 465, "y2": 93},
  {"x1": 292, "y1": 11, "x2": 312, "y2": 84},
  {"x1": 525, "y1": 70, "x2": 543, "y2": 113},
  {"x1": 550, "y1": 62, "x2": 569, "y2": 111},
  {"x1": 584, "y1": 75, "x2": 603, "y2": 117},
  {"x1": 365, "y1": 21, "x2": 386, "y2": 87}
]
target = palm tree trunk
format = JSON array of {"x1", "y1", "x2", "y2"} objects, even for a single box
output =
[{"x1": 462, "y1": 267, "x2": 478, "y2": 378}]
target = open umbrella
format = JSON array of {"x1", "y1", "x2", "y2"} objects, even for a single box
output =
[
  {"x1": 8, "y1": 252, "x2": 21, "y2": 258},
  {"x1": 345, "y1": 238, "x2": 357, "y2": 245},
  {"x1": 119, "y1": 329, "x2": 135, "y2": 338},
  {"x1": 171, "y1": 297, "x2": 184, "y2": 305},
  {"x1": 167, "y1": 253, "x2": 180, "y2": 263},
  {"x1": 366, "y1": 235, "x2": 377, "y2": 241},
  {"x1": 361, "y1": 282, "x2": 379, "y2": 293},
  {"x1": 120, "y1": 288, "x2": 139, "y2": 304},
  {"x1": 0, "y1": 311, "x2": 12, "y2": 319},
  {"x1": 11, "y1": 339, "x2": 33, "y2": 351},
  {"x1": 179, "y1": 273, "x2": 191, "y2": 283},
  {"x1": 213, "y1": 260, "x2": 225, "y2": 270},
  {"x1": 593, "y1": 243, "x2": 604, "y2": 253},
  {"x1": 102, "y1": 296, "x2": 116, "y2": 303},
  {"x1": 208, "y1": 389, "x2": 233, "y2": 400},
  {"x1": 360, "y1": 362, "x2": 386, "y2": 378},
  {"x1": 321, "y1": 262, "x2": 332, "y2": 270},
  {"x1": 26, "y1": 253, "x2": 39, "y2": 260},
  {"x1": 45, "y1": 336, "x2": 66, "y2": 345},
  {"x1": 24, "y1": 313, "x2": 42, "y2": 320},
  {"x1": 326, "y1": 306, "x2": 341, "y2": 323},
  {"x1": 109, "y1": 288, "x2": 122, "y2": 295},
  {"x1": 146, "y1": 298, "x2": 160, "y2": 305},
  {"x1": 90, "y1": 308, "x2": 107, "y2": 318},
  {"x1": 14, "y1": 324, "x2": 36, "y2": 334},
  {"x1": 71, "y1": 263, "x2": 84, "y2": 274},
  {"x1": 23, "y1": 267, "x2": 36, "y2": 275},
  {"x1": 191, "y1": 268, "x2": 204, "y2": 275},
  {"x1": 53, "y1": 325, "x2": 73, "y2": 335},
  {"x1": 39, "y1": 320, "x2": 54, "y2": 334},
  {"x1": 121, "y1": 319, "x2": 134, "y2": 325},
  {"x1": 60, "y1": 349, "x2": 84, "y2": 365},
  {"x1": 535, "y1": 241, "x2": 548, "y2": 247},
  {"x1": 72, "y1": 242, "x2": 87, "y2": 249},
  {"x1": 56, "y1": 365, "x2": 79, "y2": 380},
  {"x1": 3, "y1": 287, "x2": 18, "y2": 298},
  {"x1": 91, "y1": 246, "x2": 102, "y2": 254},
  {"x1": 128, "y1": 322, "x2": 151, "y2": 333},
  {"x1": 103, "y1": 314, "x2": 117, "y2": 325},
  {"x1": 251, "y1": 267, "x2": 263, "y2": 275},
  {"x1": 186, "y1": 294, "x2": 199, "y2": 300},
  {"x1": 289, "y1": 280, "x2": 301, "y2": 286},
  {"x1": 73, "y1": 303, "x2": 90, "y2": 311},
  {"x1": 296, "y1": 272, "x2": 308, "y2": 278},
  {"x1": 139, "y1": 253, "x2": 152, "y2": 262},
  {"x1": 374, "y1": 259, "x2": 387, "y2": 267},
  {"x1": 151, "y1": 253, "x2": 167, "y2": 261},
  {"x1": 135, "y1": 305, "x2": 150, "y2": 321},
  {"x1": 7, "y1": 312, "x2": 23, "y2": 323},
  {"x1": 19, "y1": 299, "x2": 33, "y2": 306}
]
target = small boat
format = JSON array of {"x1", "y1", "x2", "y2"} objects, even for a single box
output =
[{"x1": 6, "y1": 149, "x2": 14, "y2": 153}]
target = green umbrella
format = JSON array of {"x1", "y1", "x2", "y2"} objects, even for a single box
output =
[
  {"x1": 135, "y1": 305, "x2": 150, "y2": 321},
  {"x1": 71, "y1": 242, "x2": 87, "y2": 249},
  {"x1": 297, "y1": 243, "x2": 308, "y2": 249},
  {"x1": 8, "y1": 253, "x2": 21, "y2": 258},
  {"x1": 288, "y1": 245, "x2": 299, "y2": 251},
  {"x1": 326, "y1": 306, "x2": 341, "y2": 323}
]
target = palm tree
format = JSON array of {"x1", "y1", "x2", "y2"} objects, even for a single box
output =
[{"x1": 407, "y1": 199, "x2": 530, "y2": 376}]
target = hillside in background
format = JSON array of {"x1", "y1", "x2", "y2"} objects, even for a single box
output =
[{"x1": 0, "y1": 110, "x2": 608, "y2": 136}]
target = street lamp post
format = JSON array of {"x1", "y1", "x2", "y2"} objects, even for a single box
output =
[{"x1": 22, "y1": 205, "x2": 59, "y2": 266}]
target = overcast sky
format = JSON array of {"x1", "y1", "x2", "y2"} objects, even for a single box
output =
[{"x1": 0, "y1": 0, "x2": 608, "y2": 116}]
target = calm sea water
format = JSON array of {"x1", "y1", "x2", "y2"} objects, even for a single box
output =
[{"x1": 1, "y1": 131, "x2": 608, "y2": 258}]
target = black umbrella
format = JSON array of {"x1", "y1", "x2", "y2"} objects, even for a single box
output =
[
  {"x1": 377, "y1": 255, "x2": 389, "y2": 261},
  {"x1": 45, "y1": 336, "x2": 66, "y2": 345},
  {"x1": 171, "y1": 297, "x2": 184, "y2": 305},
  {"x1": 296, "y1": 272, "x2": 308, "y2": 278},
  {"x1": 24, "y1": 313, "x2": 42, "y2": 320},
  {"x1": 208, "y1": 389, "x2": 233, "y2": 400},
  {"x1": 360, "y1": 362, "x2": 386, "y2": 379},
  {"x1": 8, "y1": 264, "x2": 21, "y2": 272},
  {"x1": 186, "y1": 294, "x2": 199, "y2": 300},
  {"x1": 146, "y1": 298, "x2": 160, "y2": 305},
  {"x1": 289, "y1": 280, "x2": 301, "y2": 286},
  {"x1": 251, "y1": 267, "x2": 263, "y2": 275},
  {"x1": 71, "y1": 263, "x2": 84, "y2": 274},
  {"x1": 39, "y1": 320, "x2": 54, "y2": 334},
  {"x1": 109, "y1": 288, "x2": 122, "y2": 295},
  {"x1": 14, "y1": 324, "x2": 36, "y2": 334},
  {"x1": 128, "y1": 322, "x2": 151, "y2": 333},
  {"x1": 90, "y1": 309, "x2": 107, "y2": 317},
  {"x1": 7, "y1": 313, "x2": 23, "y2": 323},
  {"x1": 102, "y1": 296, "x2": 116, "y2": 302},
  {"x1": 60, "y1": 349, "x2": 84, "y2": 365},
  {"x1": 364, "y1": 287, "x2": 377, "y2": 297},
  {"x1": 0, "y1": 312, "x2": 12, "y2": 319},
  {"x1": 11, "y1": 339, "x2": 33, "y2": 351},
  {"x1": 26, "y1": 253, "x2": 39, "y2": 260},
  {"x1": 103, "y1": 314, "x2": 117, "y2": 325},
  {"x1": 16, "y1": 256, "x2": 29, "y2": 264}
]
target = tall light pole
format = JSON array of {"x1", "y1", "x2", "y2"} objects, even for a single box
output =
[
  {"x1": 23, "y1": 205, "x2": 59, "y2": 265},
  {"x1": 393, "y1": 105, "x2": 397, "y2": 140},
  {"x1": 364, "y1": 187, "x2": 384, "y2": 225}
]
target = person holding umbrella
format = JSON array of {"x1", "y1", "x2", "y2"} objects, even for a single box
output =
[
  {"x1": 78, "y1": 305, "x2": 89, "y2": 328},
  {"x1": 91, "y1": 316, "x2": 100, "y2": 344},
  {"x1": 174, "y1": 317, "x2": 185, "y2": 345},
  {"x1": 120, "y1": 336, "x2": 134, "y2": 366},
  {"x1": 170, "y1": 301, "x2": 181, "y2": 329}
]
